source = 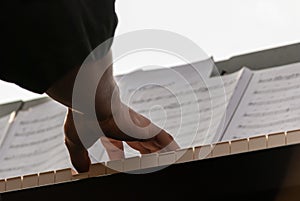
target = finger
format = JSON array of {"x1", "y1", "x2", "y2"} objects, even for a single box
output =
[
  {"x1": 126, "y1": 129, "x2": 180, "y2": 154},
  {"x1": 100, "y1": 104, "x2": 171, "y2": 141},
  {"x1": 99, "y1": 103, "x2": 180, "y2": 153},
  {"x1": 100, "y1": 137, "x2": 125, "y2": 160},
  {"x1": 153, "y1": 130, "x2": 180, "y2": 152},
  {"x1": 126, "y1": 141, "x2": 153, "y2": 154},
  {"x1": 127, "y1": 108, "x2": 180, "y2": 152},
  {"x1": 64, "y1": 109, "x2": 91, "y2": 173},
  {"x1": 126, "y1": 132, "x2": 179, "y2": 154}
]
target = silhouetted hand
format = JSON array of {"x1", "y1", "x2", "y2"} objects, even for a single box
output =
[{"x1": 47, "y1": 51, "x2": 179, "y2": 173}]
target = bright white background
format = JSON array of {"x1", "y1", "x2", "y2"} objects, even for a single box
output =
[{"x1": 1, "y1": 0, "x2": 300, "y2": 104}]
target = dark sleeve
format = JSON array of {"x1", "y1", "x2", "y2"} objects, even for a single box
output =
[{"x1": 0, "y1": 0, "x2": 118, "y2": 94}]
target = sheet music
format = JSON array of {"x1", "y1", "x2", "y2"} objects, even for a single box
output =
[
  {"x1": 116, "y1": 63, "x2": 247, "y2": 158},
  {"x1": 0, "y1": 101, "x2": 71, "y2": 179},
  {"x1": 222, "y1": 62, "x2": 300, "y2": 141}
]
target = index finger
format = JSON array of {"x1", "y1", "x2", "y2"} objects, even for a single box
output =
[{"x1": 126, "y1": 129, "x2": 180, "y2": 154}]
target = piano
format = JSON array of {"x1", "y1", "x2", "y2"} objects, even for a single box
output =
[{"x1": 1, "y1": 42, "x2": 300, "y2": 201}]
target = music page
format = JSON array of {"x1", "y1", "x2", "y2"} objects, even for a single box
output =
[
  {"x1": 222, "y1": 62, "x2": 300, "y2": 141},
  {"x1": 116, "y1": 63, "x2": 251, "y2": 158},
  {"x1": 0, "y1": 101, "x2": 71, "y2": 179}
]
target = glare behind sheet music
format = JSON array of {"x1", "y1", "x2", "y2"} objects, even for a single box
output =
[
  {"x1": 0, "y1": 101, "x2": 71, "y2": 179},
  {"x1": 223, "y1": 62, "x2": 300, "y2": 141}
]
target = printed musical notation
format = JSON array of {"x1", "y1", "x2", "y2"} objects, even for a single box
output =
[
  {"x1": 248, "y1": 94, "x2": 300, "y2": 106},
  {"x1": 223, "y1": 63, "x2": 300, "y2": 141},
  {"x1": 118, "y1": 66, "x2": 242, "y2": 150},
  {"x1": 258, "y1": 72, "x2": 300, "y2": 83},
  {"x1": 253, "y1": 84, "x2": 300, "y2": 95},
  {"x1": 243, "y1": 106, "x2": 300, "y2": 118},
  {"x1": 0, "y1": 102, "x2": 71, "y2": 179}
]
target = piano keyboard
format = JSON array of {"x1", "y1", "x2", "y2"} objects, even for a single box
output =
[{"x1": 1, "y1": 129, "x2": 300, "y2": 193}]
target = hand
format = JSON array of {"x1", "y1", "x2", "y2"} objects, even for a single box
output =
[
  {"x1": 47, "y1": 51, "x2": 179, "y2": 173},
  {"x1": 64, "y1": 105, "x2": 179, "y2": 172}
]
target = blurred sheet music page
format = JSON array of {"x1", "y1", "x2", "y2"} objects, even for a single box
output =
[
  {"x1": 222, "y1": 62, "x2": 300, "y2": 141},
  {"x1": 0, "y1": 101, "x2": 71, "y2": 179}
]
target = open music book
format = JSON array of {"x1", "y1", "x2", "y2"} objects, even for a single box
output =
[{"x1": 0, "y1": 60, "x2": 300, "y2": 179}]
